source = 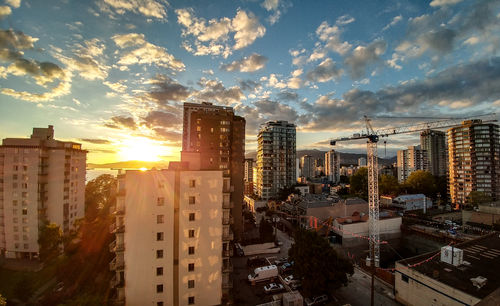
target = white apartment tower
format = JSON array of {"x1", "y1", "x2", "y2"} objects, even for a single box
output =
[
  {"x1": 110, "y1": 162, "x2": 229, "y2": 305},
  {"x1": 325, "y1": 150, "x2": 341, "y2": 184},
  {"x1": 0, "y1": 125, "x2": 86, "y2": 259},
  {"x1": 397, "y1": 145, "x2": 428, "y2": 183},
  {"x1": 256, "y1": 121, "x2": 296, "y2": 200}
]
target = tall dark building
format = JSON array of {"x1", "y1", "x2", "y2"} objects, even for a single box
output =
[
  {"x1": 421, "y1": 129, "x2": 447, "y2": 177},
  {"x1": 181, "y1": 102, "x2": 245, "y2": 240}
]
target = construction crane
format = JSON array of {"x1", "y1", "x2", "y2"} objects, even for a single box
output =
[{"x1": 330, "y1": 113, "x2": 497, "y2": 306}]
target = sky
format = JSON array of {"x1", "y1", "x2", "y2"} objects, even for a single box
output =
[{"x1": 0, "y1": 0, "x2": 499, "y2": 164}]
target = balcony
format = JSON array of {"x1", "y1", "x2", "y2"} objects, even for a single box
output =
[
  {"x1": 222, "y1": 248, "x2": 233, "y2": 257},
  {"x1": 110, "y1": 223, "x2": 125, "y2": 234},
  {"x1": 222, "y1": 230, "x2": 234, "y2": 241},
  {"x1": 222, "y1": 276, "x2": 233, "y2": 289},
  {"x1": 222, "y1": 216, "x2": 234, "y2": 225},
  {"x1": 110, "y1": 275, "x2": 119, "y2": 288},
  {"x1": 223, "y1": 201, "x2": 234, "y2": 209},
  {"x1": 109, "y1": 256, "x2": 124, "y2": 271},
  {"x1": 109, "y1": 240, "x2": 125, "y2": 253}
]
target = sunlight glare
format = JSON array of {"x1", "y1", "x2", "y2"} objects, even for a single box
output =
[{"x1": 118, "y1": 137, "x2": 169, "y2": 162}]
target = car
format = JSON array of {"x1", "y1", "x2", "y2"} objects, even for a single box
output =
[
  {"x1": 280, "y1": 262, "x2": 294, "y2": 273},
  {"x1": 305, "y1": 294, "x2": 328, "y2": 306},
  {"x1": 283, "y1": 275, "x2": 294, "y2": 285},
  {"x1": 274, "y1": 257, "x2": 288, "y2": 265},
  {"x1": 289, "y1": 280, "x2": 302, "y2": 290},
  {"x1": 264, "y1": 283, "x2": 284, "y2": 294}
]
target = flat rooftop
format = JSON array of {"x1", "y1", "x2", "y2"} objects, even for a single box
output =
[{"x1": 399, "y1": 232, "x2": 500, "y2": 299}]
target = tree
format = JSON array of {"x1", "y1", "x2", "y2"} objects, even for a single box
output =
[
  {"x1": 38, "y1": 222, "x2": 62, "y2": 260},
  {"x1": 0, "y1": 293, "x2": 6, "y2": 306},
  {"x1": 259, "y1": 217, "x2": 275, "y2": 242},
  {"x1": 288, "y1": 229, "x2": 353, "y2": 297},
  {"x1": 339, "y1": 175, "x2": 349, "y2": 184},
  {"x1": 379, "y1": 175, "x2": 399, "y2": 196},
  {"x1": 14, "y1": 276, "x2": 35, "y2": 302},
  {"x1": 85, "y1": 174, "x2": 117, "y2": 221},
  {"x1": 467, "y1": 191, "x2": 492, "y2": 208},
  {"x1": 404, "y1": 170, "x2": 436, "y2": 197},
  {"x1": 350, "y1": 167, "x2": 368, "y2": 200}
]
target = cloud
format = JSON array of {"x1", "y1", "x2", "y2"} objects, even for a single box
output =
[
  {"x1": 103, "y1": 81, "x2": 127, "y2": 93},
  {"x1": 344, "y1": 40, "x2": 387, "y2": 79},
  {"x1": 261, "y1": 0, "x2": 290, "y2": 25},
  {"x1": 382, "y1": 15, "x2": 402, "y2": 31},
  {"x1": 220, "y1": 53, "x2": 268, "y2": 72},
  {"x1": 146, "y1": 74, "x2": 190, "y2": 104},
  {"x1": 80, "y1": 138, "x2": 111, "y2": 144},
  {"x1": 98, "y1": 0, "x2": 167, "y2": 19},
  {"x1": 277, "y1": 91, "x2": 298, "y2": 101},
  {"x1": 306, "y1": 58, "x2": 343, "y2": 82},
  {"x1": 112, "y1": 33, "x2": 185, "y2": 71},
  {"x1": 261, "y1": 0, "x2": 279, "y2": 11},
  {"x1": 194, "y1": 77, "x2": 245, "y2": 105},
  {"x1": 151, "y1": 128, "x2": 182, "y2": 142},
  {"x1": 176, "y1": 8, "x2": 265, "y2": 58},
  {"x1": 105, "y1": 115, "x2": 137, "y2": 130},
  {"x1": 315, "y1": 21, "x2": 352, "y2": 55},
  {"x1": 336, "y1": 15, "x2": 355, "y2": 25},
  {"x1": 430, "y1": 0, "x2": 463, "y2": 7},
  {"x1": 239, "y1": 79, "x2": 261, "y2": 91},
  {"x1": 0, "y1": 29, "x2": 38, "y2": 50},
  {"x1": 267, "y1": 73, "x2": 287, "y2": 88},
  {"x1": 6, "y1": 0, "x2": 21, "y2": 8},
  {"x1": 0, "y1": 6, "x2": 11, "y2": 18},
  {"x1": 142, "y1": 110, "x2": 181, "y2": 128}
]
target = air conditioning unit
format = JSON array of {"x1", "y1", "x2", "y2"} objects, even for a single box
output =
[{"x1": 440, "y1": 246, "x2": 463, "y2": 266}]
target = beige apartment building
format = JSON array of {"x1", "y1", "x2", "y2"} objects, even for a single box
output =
[
  {"x1": 397, "y1": 145, "x2": 428, "y2": 183},
  {"x1": 0, "y1": 125, "x2": 86, "y2": 259},
  {"x1": 325, "y1": 150, "x2": 340, "y2": 184},
  {"x1": 110, "y1": 162, "x2": 229, "y2": 305}
]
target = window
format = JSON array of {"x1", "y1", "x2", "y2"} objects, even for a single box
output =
[
  {"x1": 188, "y1": 296, "x2": 195, "y2": 305},
  {"x1": 22, "y1": 208, "x2": 27, "y2": 215},
  {"x1": 12, "y1": 182, "x2": 18, "y2": 188},
  {"x1": 189, "y1": 180, "x2": 196, "y2": 188},
  {"x1": 189, "y1": 196, "x2": 196, "y2": 205},
  {"x1": 189, "y1": 229, "x2": 195, "y2": 238},
  {"x1": 156, "y1": 267, "x2": 163, "y2": 276},
  {"x1": 157, "y1": 215, "x2": 164, "y2": 224},
  {"x1": 196, "y1": 126, "x2": 201, "y2": 132},
  {"x1": 188, "y1": 280, "x2": 195, "y2": 288},
  {"x1": 13, "y1": 174, "x2": 17, "y2": 180},
  {"x1": 188, "y1": 263, "x2": 194, "y2": 271},
  {"x1": 401, "y1": 274, "x2": 409, "y2": 283},
  {"x1": 188, "y1": 246, "x2": 195, "y2": 255},
  {"x1": 24, "y1": 244, "x2": 29, "y2": 249},
  {"x1": 157, "y1": 232, "x2": 164, "y2": 241},
  {"x1": 156, "y1": 284, "x2": 163, "y2": 293},
  {"x1": 13, "y1": 200, "x2": 17, "y2": 206},
  {"x1": 189, "y1": 213, "x2": 195, "y2": 221},
  {"x1": 157, "y1": 302, "x2": 164, "y2": 306},
  {"x1": 157, "y1": 197, "x2": 164, "y2": 206},
  {"x1": 156, "y1": 250, "x2": 164, "y2": 259}
]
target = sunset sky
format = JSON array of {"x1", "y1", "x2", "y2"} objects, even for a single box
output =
[{"x1": 0, "y1": 0, "x2": 499, "y2": 164}]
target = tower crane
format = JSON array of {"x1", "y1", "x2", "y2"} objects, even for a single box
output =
[{"x1": 330, "y1": 113, "x2": 497, "y2": 306}]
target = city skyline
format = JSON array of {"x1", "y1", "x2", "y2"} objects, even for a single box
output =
[{"x1": 1, "y1": 0, "x2": 500, "y2": 164}]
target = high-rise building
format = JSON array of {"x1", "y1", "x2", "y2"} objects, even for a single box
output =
[
  {"x1": 256, "y1": 121, "x2": 296, "y2": 200},
  {"x1": 244, "y1": 159, "x2": 254, "y2": 182},
  {"x1": 0, "y1": 125, "x2": 86, "y2": 259},
  {"x1": 448, "y1": 120, "x2": 500, "y2": 208},
  {"x1": 181, "y1": 102, "x2": 245, "y2": 239},
  {"x1": 397, "y1": 145, "x2": 428, "y2": 183},
  {"x1": 300, "y1": 155, "x2": 314, "y2": 179},
  {"x1": 325, "y1": 150, "x2": 341, "y2": 184},
  {"x1": 358, "y1": 157, "x2": 367, "y2": 167},
  {"x1": 420, "y1": 130, "x2": 447, "y2": 177},
  {"x1": 109, "y1": 164, "x2": 230, "y2": 305}
]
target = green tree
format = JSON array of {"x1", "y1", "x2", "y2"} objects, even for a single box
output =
[
  {"x1": 0, "y1": 293, "x2": 6, "y2": 306},
  {"x1": 404, "y1": 170, "x2": 436, "y2": 197},
  {"x1": 38, "y1": 222, "x2": 63, "y2": 260},
  {"x1": 259, "y1": 217, "x2": 275, "y2": 242},
  {"x1": 467, "y1": 191, "x2": 492, "y2": 208},
  {"x1": 339, "y1": 175, "x2": 349, "y2": 184},
  {"x1": 288, "y1": 229, "x2": 353, "y2": 296},
  {"x1": 85, "y1": 174, "x2": 117, "y2": 221},
  {"x1": 379, "y1": 174, "x2": 399, "y2": 196},
  {"x1": 350, "y1": 167, "x2": 368, "y2": 200}
]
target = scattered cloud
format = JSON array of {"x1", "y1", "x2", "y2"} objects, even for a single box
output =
[
  {"x1": 193, "y1": 77, "x2": 245, "y2": 105},
  {"x1": 5, "y1": 0, "x2": 21, "y2": 8},
  {"x1": 239, "y1": 79, "x2": 261, "y2": 91},
  {"x1": 176, "y1": 8, "x2": 265, "y2": 58},
  {"x1": 220, "y1": 53, "x2": 268, "y2": 72},
  {"x1": 98, "y1": 0, "x2": 167, "y2": 19},
  {"x1": 344, "y1": 40, "x2": 387, "y2": 79},
  {"x1": 261, "y1": 0, "x2": 290, "y2": 25},
  {"x1": 142, "y1": 110, "x2": 181, "y2": 128},
  {"x1": 0, "y1": 6, "x2": 11, "y2": 18},
  {"x1": 80, "y1": 138, "x2": 111, "y2": 144},
  {"x1": 0, "y1": 29, "x2": 38, "y2": 50},
  {"x1": 146, "y1": 74, "x2": 190, "y2": 104},
  {"x1": 112, "y1": 33, "x2": 185, "y2": 71},
  {"x1": 382, "y1": 15, "x2": 402, "y2": 31},
  {"x1": 105, "y1": 115, "x2": 137, "y2": 130},
  {"x1": 336, "y1": 14, "x2": 355, "y2": 25},
  {"x1": 430, "y1": 0, "x2": 463, "y2": 7},
  {"x1": 306, "y1": 58, "x2": 343, "y2": 82},
  {"x1": 316, "y1": 21, "x2": 352, "y2": 55}
]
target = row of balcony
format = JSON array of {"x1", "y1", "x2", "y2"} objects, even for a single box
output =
[
  {"x1": 222, "y1": 261, "x2": 233, "y2": 273},
  {"x1": 109, "y1": 256, "x2": 124, "y2": 271},
  {"x1": 109, "y1": 240, "x2": 125, "y2": 253},
  {"x1": 222, "y1": 230, "x2": 234, "y2": 241},
  {"x1": 222, "y1": 216, "x2": 234, "y2": 225},
  {"x1": 222, "y1": 200, "x2": 234, "y2": 209},
  {"x1": 222, "y1": 275, "x2": 233, "y2": 289},
  {"x1": 109, "y1": 223, "x2": 125, "y2": 234},
  {"x1": 222, "y1": 248, "x2": 233, "y2": 257}
]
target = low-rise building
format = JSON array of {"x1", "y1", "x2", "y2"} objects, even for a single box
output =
[
  {"x1": 294, "y1": 185, "x2": 309, "y2": 195},
  {"x1": 243, "y1": 195, "x2": 267, "y2": 213},
  {"x1": 391, "y1": 194, "x2": 433, "y2": 211},
  {"x1": 395, "y1": 233, "x2": 500, "y2": 306}
]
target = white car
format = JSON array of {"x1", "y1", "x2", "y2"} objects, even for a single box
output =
[
  {"x1": 264, "y1": 283, "x2": 284, "y2": 294},
  {"x1": 283, "y1": 275, "x2": 294, "y2": 285}
]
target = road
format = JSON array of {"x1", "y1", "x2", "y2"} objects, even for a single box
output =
[{"x1": 332, "y1": 267, "x2": 401, "y2": 306}]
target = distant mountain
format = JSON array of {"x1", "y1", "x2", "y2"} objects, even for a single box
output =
[
  {"x1": 87, "y1": 160, "x2": 170, "y2": 169},
  {"x1": 245, "y1": 149, "x2": 396, "y2": 166}
]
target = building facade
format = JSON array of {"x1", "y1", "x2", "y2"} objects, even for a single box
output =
[
  {"x1": 181, "y1": 102, "x2": 245, "y2": 239},
  {"x1": 420, "y1": 129, "x2": 447, "y2": 177},
  {"x1": 325, "y1": 150, "x2": 340, "y2": 184},
  {"x1": 244, "y1": 159, "x2": 253, "y2": 182},
  {"x1": 397, "y1": 145, "x2": 428, "y2": 183},
  {"x1": 110, "y1": 166, "x2": 229, "y2": 305},
  {"x1": 256, "y1": 121, "x2": 296, "y2": 200},
  {"x1": 0, "y1": 125, "x2": 86, "y2": 259},
  {"x1": 358, "y1": 157, "x2": 367, "y2": 167},
  {"x1": 448, "y1": 120, "x2": 500, "y2": 208},
  {"x1": 300, "y1": 155, "x2": 314, "y2": 179}
]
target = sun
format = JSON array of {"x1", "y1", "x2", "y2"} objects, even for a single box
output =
[{"x1": 118, "y1": 137, "x2": 170, "y2": 162}]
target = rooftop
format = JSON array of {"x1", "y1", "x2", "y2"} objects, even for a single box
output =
[
  {"x1": 297, "y1": 194, "x2": 366, "y2": 209},
  {"x1": 399, "y1": 232, "x2": 500, "y2": 299}
]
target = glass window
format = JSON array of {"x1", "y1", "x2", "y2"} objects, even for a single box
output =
[
  {"x1": 188, "y1": 296, "x2": 195, "y2": 305},
  {"x1": 156, "y1": 267, "x2": 163, "y2": 276},
  {"x1": 189, "y1": 229, "x2": 195, "y2": 238},
  {"x1": 156, "y1": 284, "x2": 163, "y2": 293},
  {"x1": 157, "y1": 232, "x2": 164, "y2": 241},
  {"x1": 189, "y1": 196, "x2": 195, "y2": 205},
  {"x1": 188, "y1": 263, "x2": 194, "y2": 271},
  {"x1": 157, "y1": 197, "x2": 164, "y2": 206},
  {"x1": 189, "y1": 180, "x2": 196, "y2": 188},
  {"x1": 188, "y1": 280, "x2": 195, "y2": 289},
  {"x1": 157, "y1": 215, "x2": 164, "y2": 224},
  {"x1": 156, "y1": 250, "x2": 164, "y2": 259},
  {"x1": 189, "y1": 213, "x2": 195, "y2": 221},
  {"x1": 188, "y1": 246, "x2": 195, "y2": 255}
]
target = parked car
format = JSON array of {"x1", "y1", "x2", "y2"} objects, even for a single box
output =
[
  {"x1": 280, "y1": 262, "x2": 294, "y2": 273},
  {"x1": 283, "y1": 275, "x2": 294, "y2": 285},
  {"x1": 289, "y1": 280, "x2": 302, "y2": 290},
  {"x1": 305, "y1": 294, "x2": 328, "y2": 306},
  {"x1": 248, "y1": 265, "x2": 278, "y2": 285},
  {"x1": 264, "y1": 283, "x2": 284, "y2": 294}
]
